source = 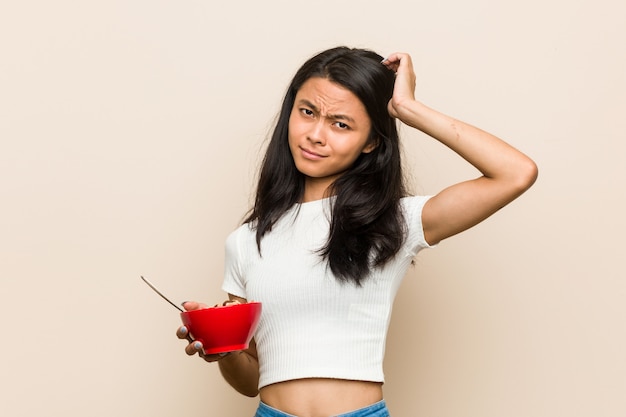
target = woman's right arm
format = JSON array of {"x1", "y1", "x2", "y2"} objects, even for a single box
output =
[
  {"x1": 177, "y1": 296, "x2": 260, "y2": 397},
  {"x1": 216, "y1": 338, "x2": 260, "y2": 397}
]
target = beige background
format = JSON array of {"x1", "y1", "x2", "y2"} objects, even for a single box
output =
[{"x1": 1, "y1": 1, "x2": 624, "y2": 416}]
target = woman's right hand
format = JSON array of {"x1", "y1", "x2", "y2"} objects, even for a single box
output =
[
  {"x1": 178, "y1": 297, "x2": 260, "y2": 396},
  {"x1": 176, "y1": 301, "x2": 232, "y2": 363}
]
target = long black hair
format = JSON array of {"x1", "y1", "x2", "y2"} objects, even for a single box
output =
[{"x1": 244, "y1": 46, "x2": 408, "y2": 285}]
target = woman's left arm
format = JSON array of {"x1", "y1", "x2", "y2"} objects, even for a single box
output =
[{"x1": 383, "y1": 53, "x2": 538, "y2": 245}]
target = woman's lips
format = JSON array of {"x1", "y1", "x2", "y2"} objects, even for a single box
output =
[{"x1": 300, "y1": 146, "x2": 326, "y2": 160}]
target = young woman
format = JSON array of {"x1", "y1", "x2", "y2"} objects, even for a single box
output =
[{"x1": 177, "y1": 46, "x2": 538, "y2": 417}]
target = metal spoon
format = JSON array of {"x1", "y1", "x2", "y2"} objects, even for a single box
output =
[{"x1": 140, "y1": 275, "x2": 183, "y2": 312}]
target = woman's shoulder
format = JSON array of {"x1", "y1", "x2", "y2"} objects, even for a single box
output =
[
  {"x1": 399, "y1": 195, "x2": 432, "y2": 212},
  {"x1": 227, "y1": 221, "x2": 256, "y2": 240},
  {"x1": 225, "y1": 222, "x2": 256, "y2": 252}
]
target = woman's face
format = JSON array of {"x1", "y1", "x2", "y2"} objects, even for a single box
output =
[{"x1": 288, "y1": 77, "x2": 375, "y2": 198}]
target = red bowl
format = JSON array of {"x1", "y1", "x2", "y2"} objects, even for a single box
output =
[{"x1": 180, "y1": 302, "x2": 262, "y2": 354}]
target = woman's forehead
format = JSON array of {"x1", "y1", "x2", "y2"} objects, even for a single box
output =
[{"x1": 295, "y1": 77, "x2": 368, "y2": 117}]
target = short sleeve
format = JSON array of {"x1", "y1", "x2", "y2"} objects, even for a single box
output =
[
  {"x1": 401, "y1": 195, "x2": 437, "y2": 257},
  {"x1": 221, "y1": 226, "x2": 248, "y2": 299}
]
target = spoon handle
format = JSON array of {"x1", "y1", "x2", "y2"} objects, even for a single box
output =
[{"x1": 140, "y1": 275, "x2": 184, "y2": 312}]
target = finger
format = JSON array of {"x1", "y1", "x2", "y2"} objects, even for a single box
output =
[
  {"x1": 176, "y1": 325, "x2": 189, "y2": 340},
  {"x1": 381, "y1": 60, "x2": 398, "y2": 73},
  {"x1": 381, "y1": 53, "x2": 402, "y2": 70},
  {"x1": 382, "y1": 52, "x2": 412, "y2": 74},
  {"x1": 181, "y1": 301, "x2": 210, "y2": 311},
  {"x1": 184, "y1": 341, "x2": 229, "y2": 362},
  {"x1": 185, "y1": 340, "x2": 205, "y2": 356},
  {"x1": 381, "y1": 52, "x2": 400, "y2": 64},
  {"x1": 202, "y1": 352, "x2": 232, "y2": 363}
]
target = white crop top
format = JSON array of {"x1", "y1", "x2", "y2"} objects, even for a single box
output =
[{"x1": 221, "y1": 195, "x2": 433, "y2": 389}]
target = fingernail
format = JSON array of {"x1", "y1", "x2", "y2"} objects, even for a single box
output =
[
  {"x1": 193, "y1": 341, "x2": 202, "y2": 350},
  {"x1": 180, "y1": 326, "x2": 187, "y2": 333},
  {"x1": 181, "y1": 301, "x2": 189, "y2": 306}
]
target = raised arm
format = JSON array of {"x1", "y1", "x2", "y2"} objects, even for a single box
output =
[{"x1": 382, "y1": 53, "x2": 538, "y2": 245}]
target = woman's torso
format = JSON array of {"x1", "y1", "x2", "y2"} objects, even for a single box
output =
[{"x1": 260, "y1": 378, "x2": 383, "y2": 417}]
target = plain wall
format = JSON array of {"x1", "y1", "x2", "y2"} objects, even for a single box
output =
[{"x1": 1, "y1": 1, "x2": 624, "y2": 416}]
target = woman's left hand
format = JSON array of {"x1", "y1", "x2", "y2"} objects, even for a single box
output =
[{"x1": 381, "y1": 52, "x2": 417, "y2": 120}]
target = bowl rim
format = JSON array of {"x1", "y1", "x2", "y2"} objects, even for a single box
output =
[{"x1": 180, "y1": 301, "x2": 261, "y2": 315}]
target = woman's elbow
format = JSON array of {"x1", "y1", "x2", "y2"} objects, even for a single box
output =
[
  {"x1": 521, "y1": 158, "x2": 539, "y2": 190},
  {"x1": 511, "y1": 156, "x2": 539, "y2": 194},
  {"x1": 236, "y1": 386, "x2": 259, "y2": 398}
]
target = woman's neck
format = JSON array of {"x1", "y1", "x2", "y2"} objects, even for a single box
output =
[{"x1": 302, "y1": 177, "x2": 336, "y2": 202}]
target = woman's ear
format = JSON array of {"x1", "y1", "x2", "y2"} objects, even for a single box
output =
[{"x1": 362, "y1": 137, "x2": 379, "y2": 154}]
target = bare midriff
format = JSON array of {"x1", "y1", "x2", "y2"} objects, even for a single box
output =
[{"x1": 260, "y1": 378, "x2": 383, "y2": 417}]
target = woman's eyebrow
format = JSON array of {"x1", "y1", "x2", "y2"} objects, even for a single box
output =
[{"x1": 297, "y1": 99, "x2": 356, "y2": 123}]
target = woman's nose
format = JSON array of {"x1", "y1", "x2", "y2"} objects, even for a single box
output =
[{"x1": 307, "y1": 121, "x2": 326, "y2": 145}]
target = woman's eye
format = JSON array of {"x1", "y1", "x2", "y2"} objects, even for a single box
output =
[
  {"x1": 301, "y1": 108, "x2": 314, "y2": 117},
  {"x1": 335, "y1": 122, "x2": 350, "y2": 130}
]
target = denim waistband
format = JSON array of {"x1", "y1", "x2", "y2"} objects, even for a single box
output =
[{"x1": 254, "y1": 399, "x2": 389, "y2": 417}]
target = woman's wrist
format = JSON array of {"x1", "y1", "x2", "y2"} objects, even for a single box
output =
[{"x1": 395, "y1": 99, "x2": 430, "y2": 130}]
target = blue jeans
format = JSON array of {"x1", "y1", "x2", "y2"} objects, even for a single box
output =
[{"x1": 253, "y1": 400, "x2": 389, "y2": 417}]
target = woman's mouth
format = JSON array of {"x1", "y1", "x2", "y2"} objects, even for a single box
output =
[{"x1": 300, "y1": 146, "x2": 326, "y2": 160}]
